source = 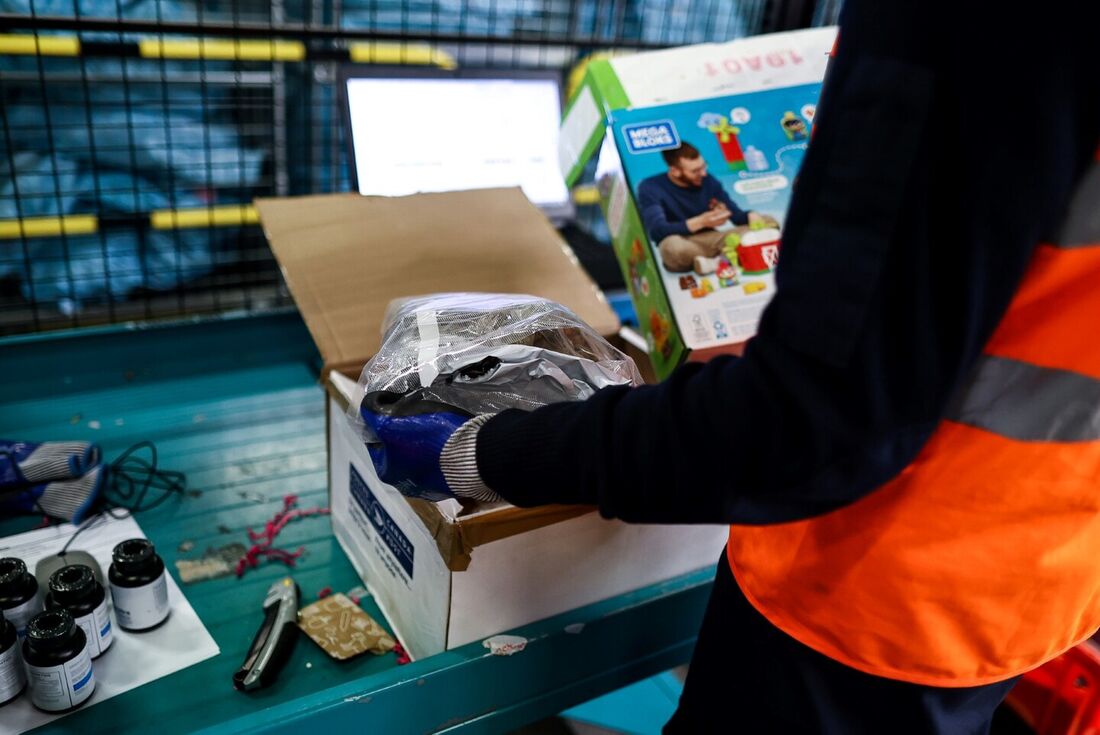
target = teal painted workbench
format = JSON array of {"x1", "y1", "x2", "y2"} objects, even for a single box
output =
[{"x1": 0, "y1": 313, "x2": 712, "y2": 734}]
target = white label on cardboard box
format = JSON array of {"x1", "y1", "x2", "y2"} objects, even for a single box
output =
[
  {"x1": 559, "y1": 86, "x2": 601, "y2": 178},
  {"x1": 610, "y1": 27, "x2": 835, "y2": 108},
  {"x1": 347, "y1": 464, "x2": 417, "y2": 583}
]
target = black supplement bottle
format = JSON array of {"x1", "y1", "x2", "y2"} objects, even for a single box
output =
[
  {"x1": 22, "y1": 609, "x2": 95, "y2": 712},
  {"x1": 0, "y1": 557, "x2": 44, "y2": 637},
  {"x1": 0, "y1": 609, "x2": 26, "y2": 706},
  {"x1": 47, "y1": 564, "x2": 113, "y2": 658},
  {"x1": 108, "y1": 539, "x2": 169, "y2": 631}
]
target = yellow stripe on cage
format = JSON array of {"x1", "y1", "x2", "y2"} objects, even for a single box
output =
[
  {"x1": 139, "y1": 38, "x2": 305, "y2": 61},
  {"x1": 347, "y1": 42, "x2": 457, "y2": 69},
  {"x1": 0, "y1": 33, "x2": 81, "y2": 57},
  {"x1": 571, "y1": 185, "x2": 602, "y2": 206},
  {"x1": 0, "y1": 215, "x2": 98, "y2": 239},
  {"x1": 150, "y1": 204, "x2": 259, "y2": 230}
]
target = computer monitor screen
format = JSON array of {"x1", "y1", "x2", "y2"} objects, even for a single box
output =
[{"x1": 344, "y1": 74, "x2": 571, "y2": 214}]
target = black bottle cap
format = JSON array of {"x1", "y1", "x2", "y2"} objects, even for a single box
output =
[
  {"x1": 112, "y1": 539, "x2": 156, "y2": 572},
  {"x1": 26, "y1": 610, "x2": 75, "y2": 652},
  {"x1": 49, "y1": 565, "x2": 96, "y2": 605},
  {"x1": 0, "y1": 558, "x2": 28, "y2": 587}
]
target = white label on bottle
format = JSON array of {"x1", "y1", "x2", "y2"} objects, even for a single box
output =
[
  {"x1": 73, "y1": 598, "x2": 112, "y2": 657},
  {"x1": 0, "y1": 644, "x2": 26, "y2": 702},
  {"x1": 5, "y1": 593, "x2": 44, "y2": 638},
  {"x1": 110, "y1": 571, "x2": 168, "y2": 630},
  {"x1": 26, "y1": 644, "x2": 94, "y2": 711}
]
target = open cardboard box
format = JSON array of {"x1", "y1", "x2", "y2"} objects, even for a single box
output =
[{"x1": 256, "y1": 188, "x2": 726, "y2": 659}]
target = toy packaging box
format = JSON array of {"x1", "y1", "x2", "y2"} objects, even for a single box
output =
[{"x1": 560, "y1": 27, "x2": 836, "y2": 378}]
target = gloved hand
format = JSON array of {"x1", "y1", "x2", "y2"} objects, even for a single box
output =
[
  {"x1": 0, "y1": 439, "x2": 100, "y2": 488},
  {"x1": 359, "y1": 390, "x2": 474, "y2": 502},
  {"x1": 0, "y1": 440, "x2": 104, "y2": 523},
  {"x1": 0, "y1": 464, "x2": 105, "y2": 523}
]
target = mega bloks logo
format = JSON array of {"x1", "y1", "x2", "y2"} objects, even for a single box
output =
[{"x1": 622, "y1": 120, "x2": 681, "y2": 154}]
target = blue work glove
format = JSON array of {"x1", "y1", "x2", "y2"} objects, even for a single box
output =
[
  {"x1": 359, "y1": 390, "x2": 474, "y2": 502},
  {"x1": 0, "y1": 439, "x2": 100, "y2": 488},
  {"x1": 0, "y1": 464, "x2": 105, "y2": 523}
]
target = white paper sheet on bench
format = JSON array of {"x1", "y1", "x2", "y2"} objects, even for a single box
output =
[{"x1": 0, "y1": 514, "x2": 219, "y2": 734}]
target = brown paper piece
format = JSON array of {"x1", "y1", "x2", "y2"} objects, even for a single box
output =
[
  {"x1": 297, "y1": 593, "x2": 395, "y2": 660},
  {"x1": 175, "y1": 543, "x2": 247, "y2": 584}
]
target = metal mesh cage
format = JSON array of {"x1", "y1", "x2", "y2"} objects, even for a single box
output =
[{"x1": 0, "y1": 0, "x2": 827, "y2": 335}]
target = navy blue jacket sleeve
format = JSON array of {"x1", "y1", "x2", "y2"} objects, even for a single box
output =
[
  {"x1": 638, "y1": 178, "x2": 691, "y2": 240},
  {"x1": 476, "y1": 0, "x2": 1100, "y2": 524}
]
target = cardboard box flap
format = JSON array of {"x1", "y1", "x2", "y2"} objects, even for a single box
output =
[
  {"x1": 404, "y1": 498, "x2": 592, "y2": 572},
  {"x1": 256, "y1": 189, "x2": 619, "y2": 373}
]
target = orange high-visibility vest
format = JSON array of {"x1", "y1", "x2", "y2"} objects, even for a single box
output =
[{"x1": 727, "y1": 153, "x2": 1100, "y2": 688}]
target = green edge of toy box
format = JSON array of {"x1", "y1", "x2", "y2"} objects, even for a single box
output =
[
  {"x1": 565, "y1": 56, "x2": 687, "y2": 380},
  {"x1": 604, "y1": 193, "x2": 687, "y2": 380},
  {"x1": 562, "y1": 59, "x2": 631, "y2": 187}
]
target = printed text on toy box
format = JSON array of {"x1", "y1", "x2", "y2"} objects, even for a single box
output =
[
  {"x1": 702, "y1": 48, "x2": 807, "y2": 77},
  {"x1": 622, "y1": 120, "x2": 681, "y2": 154}
]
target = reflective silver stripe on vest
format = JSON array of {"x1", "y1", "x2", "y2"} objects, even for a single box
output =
[
  {"x1": 948, "y1": 355, "x2": 1100, "y2": 442},
  {"x1": 1057, "y1": 162, "x2": 1100, "y2": 248}
]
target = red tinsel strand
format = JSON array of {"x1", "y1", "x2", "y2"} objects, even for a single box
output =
[
  {"x1": 246, "y1": 494, "x2": 329, "y2": 544},
  {"x1": 236, "y1": 495, "x2": 328, "y2": 578},
  {"x1": 235, "y1": 545, "x2": 305, "y2": 577}
]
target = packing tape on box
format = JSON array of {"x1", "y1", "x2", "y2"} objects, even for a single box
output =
[{"x1": 416, "y1": 310, "x2": 441, "y2": 387}]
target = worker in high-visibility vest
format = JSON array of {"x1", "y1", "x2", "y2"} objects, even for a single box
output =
[{"x1": 361, "y1": 1, "x2": 1100, "y2": 731}]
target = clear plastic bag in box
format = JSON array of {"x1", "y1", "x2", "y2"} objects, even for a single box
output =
[{"x1": 348, "y1": 293, "x2": 641, "y2": 442}]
